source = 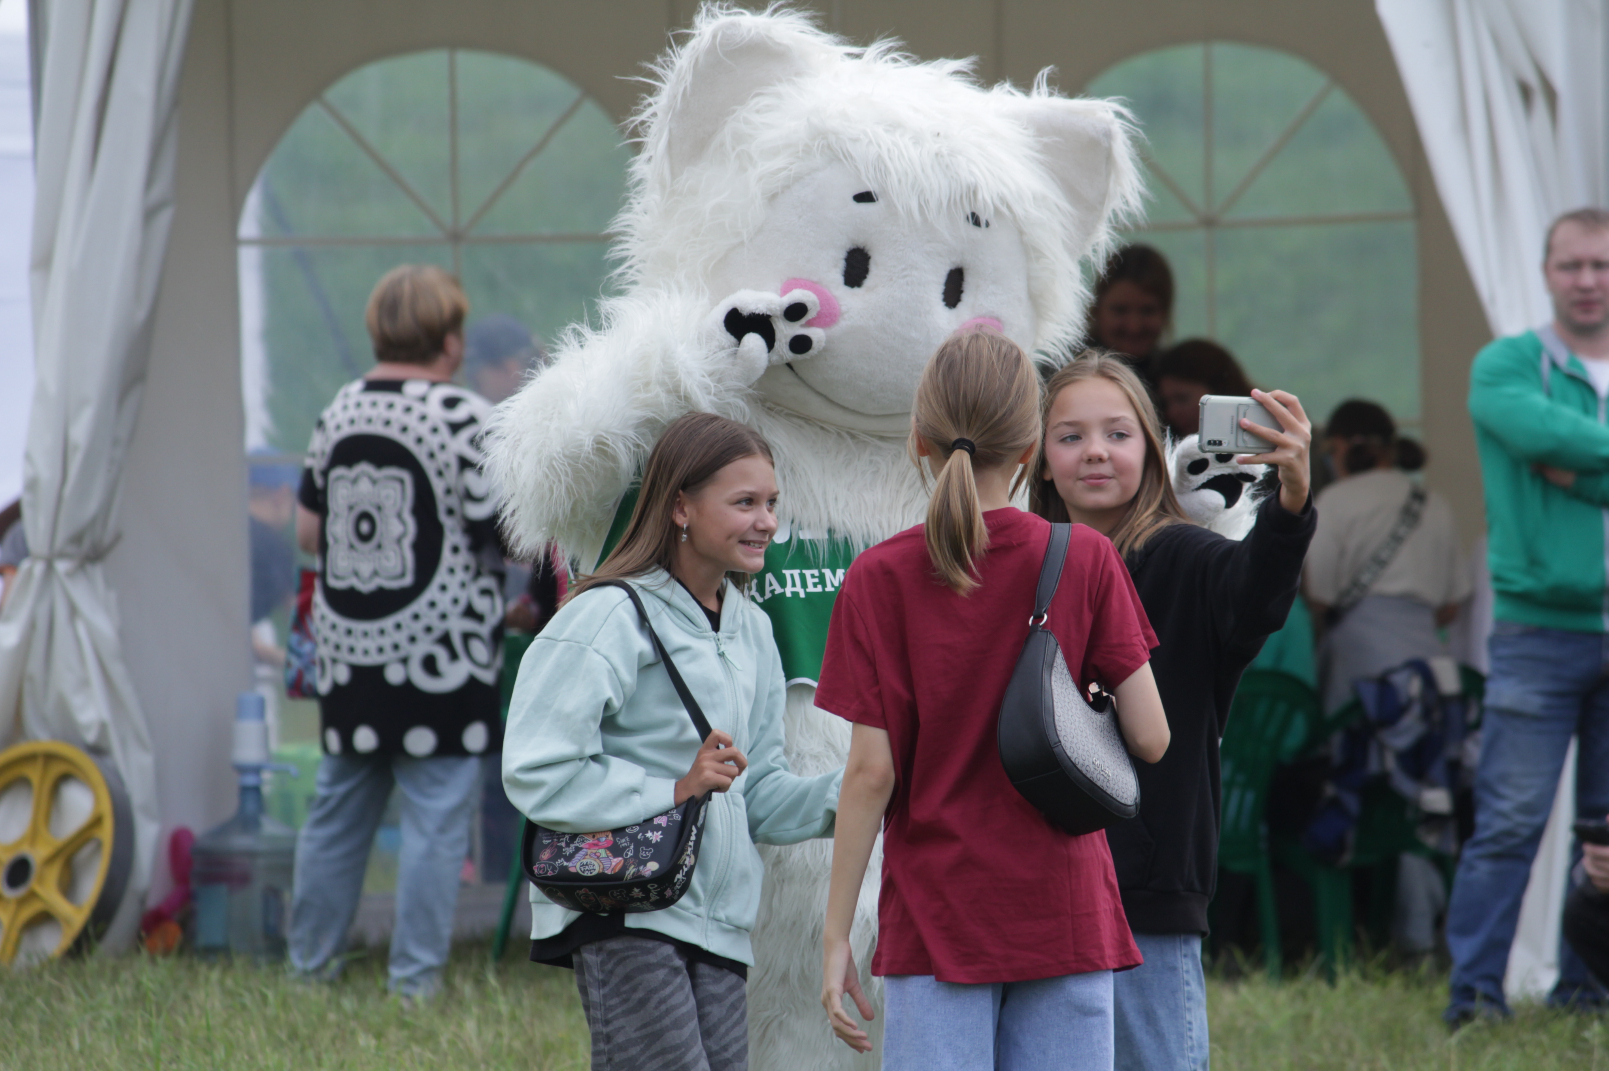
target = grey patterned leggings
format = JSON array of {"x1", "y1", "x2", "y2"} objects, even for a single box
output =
[{"x1": 573, "y1": 935, "x2": 749, "y2": 1071}]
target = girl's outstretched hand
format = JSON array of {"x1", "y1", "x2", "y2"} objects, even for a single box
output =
[
  {"x1": 673, "y1": 730, "x2": 747, "y2": 805},
  {"x1": 822, "y1": 938, "x2": 875, "y2": 1053},
  {"x1": 1237, "y1": 388, "x2": 1312, "y2": 514}
]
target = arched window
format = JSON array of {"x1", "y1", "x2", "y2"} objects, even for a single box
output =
[
  {"x1": 1086, "y1": 42, "x2": 1418, "y2": 427},
  {"x1": 239, "y1": 48, "x2": 630, "y2": 455}
]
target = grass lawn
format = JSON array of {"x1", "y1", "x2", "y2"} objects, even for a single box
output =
[{"x1": 1, "y1": 945, "x2": 1605, "y2": 1070}]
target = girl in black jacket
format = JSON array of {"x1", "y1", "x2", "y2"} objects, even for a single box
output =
[{"x1": 1031, "y1": 351, "x2": 1315, "y2": 1071}]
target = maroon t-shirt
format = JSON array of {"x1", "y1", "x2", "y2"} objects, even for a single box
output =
[{"x1": 815, "y1": 509, "x2": 1156, "y2": 983}]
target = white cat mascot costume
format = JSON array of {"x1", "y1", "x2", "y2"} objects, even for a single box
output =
[{"x1": 487, "y1": 8, "x2": 1140, "y2": 1067}]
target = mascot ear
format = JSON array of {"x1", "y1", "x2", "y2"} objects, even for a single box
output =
[
  {"x1": 661, "y1": 16, "x2": 824, "y2": 176},
  {"x1": 1002, "y1": 97, "x2": 1141, "y2": 260}
]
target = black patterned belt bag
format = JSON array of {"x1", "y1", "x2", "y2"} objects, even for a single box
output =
[
  {"x1": 522, "y1": 580, "x2": 713, "y2": 915},
  {"x1": 997, "y1": 523, "x2": 1141, "y2": 835}
]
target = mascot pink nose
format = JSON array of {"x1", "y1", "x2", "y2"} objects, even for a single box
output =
[
  {"x1": 958, "y1": 316, "x2": 1003, "y2": 334},
  {"x1": 780, "y1": 278, "x2": 840, "y2": 329}
]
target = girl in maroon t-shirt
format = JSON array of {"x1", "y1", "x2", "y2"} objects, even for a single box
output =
[{"x1": 816, "y1": 331, "x2": 1171, "y2": 1070}]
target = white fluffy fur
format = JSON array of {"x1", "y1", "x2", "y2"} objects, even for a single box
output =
[
  {"x1": 484, "y1": 5, "x2": 1141, "y2": 561},
  {"x1": 1167, "y1": 433, "x2": 1272, "y2": 540},
  {"x1": 482, "y1": 9, "x2": 1142, "y2": 1069}
]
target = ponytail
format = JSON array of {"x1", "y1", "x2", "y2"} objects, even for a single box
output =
[
  {"x1": 910, "y1": 332, "x2": 1041, "y2": 595},
  {"x1": 1396, "y1": 437, "x2": 1426, "y2": 472},
  {"x1": 1325, "y1": 398, "x2": 1423, "y2": 474},
  {"x1": 927, "y1": 443, "x2": 991, "y2": 597}
]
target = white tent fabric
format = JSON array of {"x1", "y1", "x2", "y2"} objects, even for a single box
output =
[
  {"x1": 1377, "y1": 0, "x2": 1609, "y2": 1000},
  {"x1": 0, "y1": 0, "x2": 194, "y2": 951},
  {"x1": 1378, "y1": 0, "x2": 1607, "y2": 336}
]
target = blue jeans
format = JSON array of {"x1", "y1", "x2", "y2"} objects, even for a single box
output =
[
  {"x1": 288, "y1": 753, "x2": 480, "y2": 997},
  {"x1": 882, "y1": 970, "x2": 1113, "y2": 1071},
  {"x1": 1113, "y1": 933, "x2": 1209, "y2": 1071},
  {"x1": 1444, "y1": 623, "x2": 1609, "y2": 1019}
]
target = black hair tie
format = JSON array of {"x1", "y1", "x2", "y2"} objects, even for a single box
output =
[{"x1": 950, "y1": 438, "x2": 976, "y2": 457}]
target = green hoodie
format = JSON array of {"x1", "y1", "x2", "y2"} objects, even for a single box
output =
[
  {"x1": 1469, "y1": 327, "x2": 1609, "y2": 632},
  {"x1": 501, "y1": 569, "x2": 841, "y2": 965}
]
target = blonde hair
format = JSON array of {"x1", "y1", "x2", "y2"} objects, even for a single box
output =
[
  {"x1": 365, "y1": 264, "x2": 469, "y2": 365},
  {"x1": 909, "y1": 332, "x2": 1042, "y2": 595},
  {"x1": 1030, "y1": 351, "x2": 1192, "y2": 557},
  {"x1": 568, "y1": 412, "x2": 773, "y2": 602}
]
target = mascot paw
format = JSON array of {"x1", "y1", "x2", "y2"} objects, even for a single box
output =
[{"x1": 707, "y1": 288, "x2": 826, "y2": 384}]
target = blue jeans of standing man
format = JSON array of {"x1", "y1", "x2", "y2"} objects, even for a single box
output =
[
  {"x1": 289, "y1": 753, "x2": 481, "y2": 997},
  {"x1": 1113, "y1": 933, "x2": 1209, "y2": 1071},
  {"x1": 882, "y1": 970, "x2": 1113, "y2": 1071},
  {"x1": 1444, "y1": 623, "x2": 1609, "y2": 1021}
]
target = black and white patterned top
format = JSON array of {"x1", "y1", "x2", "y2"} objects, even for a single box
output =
[{"x1": 298, "y1": 378, "x2": 504, "y2": 758}]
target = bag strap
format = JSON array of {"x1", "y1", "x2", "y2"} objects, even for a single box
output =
[
  {"x1": 1032, "y1": 523, "x2": 1073, "y2": 625},
  {"x1": 1328, "y1": 485, "x2": 1427, "y2": 623},
  {"x1": 598, "y1": 580, "x2": 715, "y2": 741}
]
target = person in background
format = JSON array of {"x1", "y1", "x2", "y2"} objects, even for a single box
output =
[
  {"x1": 462, "y1": 313, "x2": 558, "y2": 881},
  {"x1": 1304, "y1": 400, "x2": 1469, "y2": 713},
  {"x1": 1303, "y1": 399, "x2": 1469, "y2": 961},
  {"x1": 464, "y1": 313, "x2": 545, "y2": 407},
  {"x1": 1445, "y1": 206, "x2": 1609, "y2": 1024},
  {"x1": 1086, "y1": 243, "x2": 1174, "y2": 383},
  {"x1": 0, "y1": 498, "x2": 25, "y2": 612},
  {"x1": 1154, "y1": 339, "x2": 1256, "y2": 440},
  {"x1": 289, "y1": 264, "x2": 504, "y2": 1001},
  {"x1": 1564, "y1": 819, "x2": 1609, "y2": 989},
  {"x1": 247, "y1": 455, "x2": 301, "y2": 748},
  {"x1": 463, "y1": 313, "x2": 557, "y2": 635},
  {"x1": 248, "y1": 455, "x2": 300, "y2": 660}
]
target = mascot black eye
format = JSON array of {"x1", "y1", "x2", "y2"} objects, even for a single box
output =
[
  {"x1": 843, "y1": 247, "x2": 870, "y2": 288},
  {"x1": 853, "y1": 190, "x2": 878, "y2": 203},
  {"x1": 1186, "y1": 458, "x2": 1210, "y2": 476},
  {"x1": 943, "y1": 267, "x2": 964, "y2": 309}
]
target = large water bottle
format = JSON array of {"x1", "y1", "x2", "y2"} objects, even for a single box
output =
[{"x1": 190, "y1": 692, "x2": 298, "y2": 961}]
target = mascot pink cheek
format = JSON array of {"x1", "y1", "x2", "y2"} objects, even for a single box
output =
[
  {"x1": 958, "y1": 316, "x2": 1004, "y2": 334},
  {"x1": 780, "y1": 278, "x2": 841, "y2": 329}
]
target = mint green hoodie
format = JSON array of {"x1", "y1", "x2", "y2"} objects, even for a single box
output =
[
  {"x1": 1469, "y1": 327, "x2": 1609, "y2": 632},
  {"x1": 501, "y1": 569, "x2": 841, "y2": 965}
]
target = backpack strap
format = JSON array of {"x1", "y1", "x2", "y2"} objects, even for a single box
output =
[{"x1": 597, "y1": 580, "x2": 714, "y2": 741}]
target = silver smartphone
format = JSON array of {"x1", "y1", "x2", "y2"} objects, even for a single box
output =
[{"x1": 1198, "y1": 395, "x2": 1280, "y2": 454}]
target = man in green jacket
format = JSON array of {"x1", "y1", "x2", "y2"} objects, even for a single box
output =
[{"x1": 1447, "y1": 208, "x2": 1609, "y2": 1024}]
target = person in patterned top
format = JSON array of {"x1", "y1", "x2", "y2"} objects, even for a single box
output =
[{"x1": 288, "y1": 264, "x2": 504, "y2": 1000}]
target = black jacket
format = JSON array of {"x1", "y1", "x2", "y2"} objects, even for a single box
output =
[{"x1": 1107, "y1": 494, "x2": 1315, "y2": 934}]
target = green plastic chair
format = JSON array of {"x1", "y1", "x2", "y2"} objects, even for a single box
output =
[{"x1": 1216, "y1": 670, "x2": 1322, "y2": 979}]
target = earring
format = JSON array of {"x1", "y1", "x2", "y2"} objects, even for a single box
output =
[{"x1": 680, "y1": 524, "x2": 688, "y2": 543}]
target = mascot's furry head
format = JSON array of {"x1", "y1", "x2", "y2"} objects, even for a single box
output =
[
  {"x1": 487, "y1": 6, "x2": 1141, "y2": 563},
  {"x1": 1169, "y1": 433, "x2": 1272, "y2": 540}
]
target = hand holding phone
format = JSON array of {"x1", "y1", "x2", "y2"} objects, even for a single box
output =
[{"x1": 1198, "y1": 395, "x2": 1280, "y2": 454}]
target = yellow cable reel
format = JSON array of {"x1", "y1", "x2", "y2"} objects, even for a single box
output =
[{"x1": 0, "y1": 741, "x2": 132, "y2": 966}]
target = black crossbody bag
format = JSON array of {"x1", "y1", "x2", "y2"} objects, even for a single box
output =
[
  {"x1": 521, "y1": 581, "x2": 713, "y2": 915},
  {"x1": 998, "y1": 523, "x2": 1142, "y2": 835}
]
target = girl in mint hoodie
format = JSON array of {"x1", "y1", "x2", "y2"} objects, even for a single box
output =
[{"x1": 503, "y1": 412, "x2": 842, "y2": 1071}]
